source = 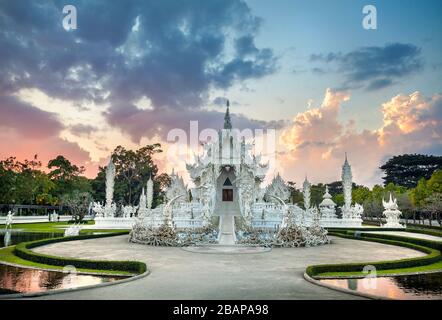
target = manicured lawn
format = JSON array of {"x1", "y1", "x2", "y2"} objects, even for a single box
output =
[
  {"x1": 0, "y1": 246, "x2": 133, "y2": 276},
  {"x1": 1, "y1": 221, "x2": 130, "y2": 234},
  {"x1": 0, "y1": 222, "x2": 132, "y2": 275}
]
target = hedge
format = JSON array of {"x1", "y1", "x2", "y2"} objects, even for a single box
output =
[
  {"x1": 14, "y1": 232, "x2": 147, "y2": 275},
  {"x1": 306, "y1": 231, "x2": 442, "y2": 278}
]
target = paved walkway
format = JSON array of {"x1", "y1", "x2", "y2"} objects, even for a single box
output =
[
  {"x1": 28, "y1": 235, "x2": 424, "y2": 300},
  {"x1": 365, "y1": 231, "x2": 442, "y2": 242}
]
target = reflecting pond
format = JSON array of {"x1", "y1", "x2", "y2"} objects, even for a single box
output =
[
  {"x1": 320, "y1": 273, "x2": 442, "y2": 300},
  {"x1": 1, "y1": 230, "x2": 62, "y2": 248},
  {"x1": 0, "y1": 264, "x2": 126, "y2": 296},
  {"x1": 0, "y1": 229, "x2": 128, "y2": 296}
]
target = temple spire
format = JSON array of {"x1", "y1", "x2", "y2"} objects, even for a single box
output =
[{"x1": 223, "y1": 99, "x2": 232, "y2": 129}]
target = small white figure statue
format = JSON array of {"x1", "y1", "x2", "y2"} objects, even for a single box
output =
[
  {"x1": 92, "y1": 202, "x2": 105, "y2": 218},
  {"x1": 5, "y1": 211, "x2": 14, "y2": 230}
]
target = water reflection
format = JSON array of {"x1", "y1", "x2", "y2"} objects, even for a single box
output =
[
  {"x1": 0, "y1": 230, "x2": 61, "y2": 248},
  {"x1": 3, "y1": 230, "x2": 11, "y2": 247},
  {"x1": 320, "y1": 273, "x2": 442, "y2": 300},
  {"x1": 0, "y1": 264, "x2": 126, "y2": 295}
]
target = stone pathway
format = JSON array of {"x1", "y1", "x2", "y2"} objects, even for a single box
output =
[{"x1": 27, "y1": 235, "x2": 425, "y2": 300}]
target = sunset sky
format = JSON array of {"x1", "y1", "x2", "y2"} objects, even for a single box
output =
[{"x1": 0, "y1": 0, "x2": 441, "y2": 187}]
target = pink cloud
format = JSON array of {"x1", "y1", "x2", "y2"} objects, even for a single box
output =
[
  {"x1": 278, "y1": 89, "x2": 442, "y2": 187},
  {"x1": 0, "y1": 128, "x2": 95, "y2": 177}
]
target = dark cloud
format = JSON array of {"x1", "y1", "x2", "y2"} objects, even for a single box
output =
[
  {"x1": 0, "y1": 0, "x2": 278, "y2": 141},
  {"x1": 105, "y1": 106, "x2": 287, "y2": 143},
  {"x1": 310, "y1": 43, "x2": 423, "y2": 90},
  {"x1": 70, "y1": 124, "x2": 96, "y2": 137},
  {"x1": 0, "y1": 95, "x2": 63, "y2": 138}
]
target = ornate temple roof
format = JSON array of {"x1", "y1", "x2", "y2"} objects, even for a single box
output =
[
  {"x1": 320, "y1": 186, "x2": 336, "y2": 207},
  {"x1": 186, "y1": 99, "x2": 269, "y2": 182}
]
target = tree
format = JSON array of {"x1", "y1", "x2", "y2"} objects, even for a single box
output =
[
  {"x1": 287, "y1": 181, "x2": 303, "y2": 205},
  {"x1": 380, "y1": 154, "x2": 442, "y2": 188},
  {"x1": 48, "y1": 155, "x2": 90, "y2": 197},
  {"x1": 94, "y1": 144, "x2": 163, "y2": 205},
  {"x1": 427, "y1": 169, "x2": 442, "y2": 194},
  {"x1": 363, "y1": 197, "x2": 383, "y2": 220},
  {"x1": 61, "y1": 191, "x2": 92, "y2": 222},
  {"x1": 0, "y1": 158, "x2": 18, "y2": 204},
  {"x1": 409, "y1": 178, "x2": 430, "y2": 209},
  {"x1": 154, "y1": 173, "x2": 171, "y2": 207},
  {"x1": 422, "y1": 193, "x2": 442, "y2": 227},
  {"x1": 352, "y1": 186, "x2": 371, "y2": 204}
]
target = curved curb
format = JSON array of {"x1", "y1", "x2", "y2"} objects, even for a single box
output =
[
  {"x1": 0, "y1": 268, "x2": 151, "y2": 300},
  {"x1": 303, "y1": 272, "x2": 389, "y2": 300},
  {"x1": 310, "y1": 268, "x2": 442, "y2": 280}
]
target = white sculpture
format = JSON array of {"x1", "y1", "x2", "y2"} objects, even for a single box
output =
[
  {"x1": 52, "y1": 210, "x2": 59, "y2": 222},
  {"x1": 319, "y1": 186, "x2": 337, "y2": 219},
  {"x1": 5, "y1": 211, "x2": 13, "y2": 230},
  {"x1": 352, "y1": 203, "x2": 364, "y2": 219},
  {"x1": 382, "y1": 193, "x2": 404, "y2": 228},
  {"x1": 122, "y1": 205, "x2": 136, "y2": 218},
  {"x1": 163, "y1": 194, "x2": 185, "y2": 228},
  {"x1": 165, "y1": 169, "x2": 188, "y2": 203},
  {"x1": 92, "y1": 201, "x2": 105, "y2": 217},
  {"x1": 64, "y1": 223, "x2": 82, "y2": 236}
]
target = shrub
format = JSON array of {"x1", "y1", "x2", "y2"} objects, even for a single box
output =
[
  {"x1": 307, "y1": 231, "x2": 441, "y2": 278},
  {"x1": 14, "y1": 232, "x2": 147, "y2": 274}
]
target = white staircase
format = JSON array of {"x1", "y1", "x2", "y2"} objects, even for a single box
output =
[{"x1": 215, "y1": 201, "x2": 240, "y2": 245}]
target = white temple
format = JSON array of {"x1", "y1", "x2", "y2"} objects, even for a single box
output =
[{"x1": 92, "y1": 101, "x2": 402, "y2": 234}]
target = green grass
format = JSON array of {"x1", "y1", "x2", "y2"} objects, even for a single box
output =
[
  {"x1": 0, "y1": 221, "x2": 129, "y2": 234},
  {"x1": 8, "y1": 221, "x2": 93, "y2": 233},
  {"x1": 80, "y1": 229, "x2": 130, "y2": 234},
  {"x1": 13, "y1": 233, "x2": 146, "y2": 275},
  {"x1": 0, "y1": 246, "x2": 133, "y2": 276},
  {"x1": 1, "y1": 227, "x2": 140, "y2": 276}
]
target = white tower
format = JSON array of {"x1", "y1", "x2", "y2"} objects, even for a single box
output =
[
  {"x1": 341, "y1": 153, "x2": 353, "y2": 218},
  {"x1": 302, "y1": 175, "x2": 311, "y2": 210},
  {"x1": 104, "y1": 158, "x2": 116, "y2": 217}
]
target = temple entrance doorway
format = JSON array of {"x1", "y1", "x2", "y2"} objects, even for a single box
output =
[
  {"x1": 222, "y1": 177, "x2": 233, "y2": 201},
  {"x1": 222, "y1": 189, "x2": 233, "y2": 201}
]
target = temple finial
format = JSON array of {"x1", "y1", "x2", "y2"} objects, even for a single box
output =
[{"x1": 223, "y1": 99, "x2": 232, "y2": 129}]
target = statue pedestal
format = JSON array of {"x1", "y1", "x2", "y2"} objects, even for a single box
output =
[{"x1": 382, "y1": 210, "x2": 404, "y2": 228}]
